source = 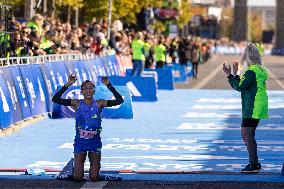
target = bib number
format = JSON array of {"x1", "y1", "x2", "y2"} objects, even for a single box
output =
[{"x1": 79, "y1": 129, "x2": 97, "y2": 139}]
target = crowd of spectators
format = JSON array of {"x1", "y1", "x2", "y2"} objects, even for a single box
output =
[
  {"x1": 211, "y1": 38, "x2": 272, "y2": 55},
  {"x1": 1, "y1": 14, "x2": 113, "y2": 57},
  {"x1": 1, "y1": 13, "x2": 211, "y2": 66},
  {"x1": 1, "y1": 13, "x2": 244, "y2": 79},
  {"x1": 5, "y1": 13, "x2": 272, "y2": 78},
  {"x1": 0, "y1": 13, "x2": 272, "y2": 61}
]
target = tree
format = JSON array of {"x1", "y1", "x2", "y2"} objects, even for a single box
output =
[
  {"x1": 177, "y1": 0, "x2": 191, "y2": 29},
  {"x1": 112, "y1": 0, "x2": 139, "y2": 24},
  {"x1": 82, "y1": 0, "x2": 165, "y2": 25},
  {"x1": 57, "y1": 0, "x2": 84, "y2": 26},
  {"x1": 219, "y1": 7, "x2": 233, "y2": 39},
  {"x1": 0, "y1": 0, "x2": 23, "y2": 6},
  {"x1": 46, "y1": 0, "x2": 55, "y2": 18},
  {"x1": 153, "y1": 19, "x2": 166, "y2": 34},
  {"x1": 249, "y1": 11, "x2": 262, "y2": 42},
  {"x1": 82, "y1": 0, "x2": 109, "y2": 22},
  {"x1": 232, "y1": 0, "x2": 247, "y2": 42},
  {"x1": 24, "y1": 0, "x2": 35, "y2": 20},
  {"x1": 274, "y1": 0, "x2": 284, "y2": 49}
]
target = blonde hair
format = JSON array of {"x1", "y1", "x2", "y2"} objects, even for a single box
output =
[{"x1": 241, "y1": 43, "x2": 262, "y2": 67}]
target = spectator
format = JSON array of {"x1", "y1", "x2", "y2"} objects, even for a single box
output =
[
  {"x1": 144, "y1": 36, "x2": 154, "y2": 68},
  {"x1": 40, "y1": 30, "x2": 56, "y2": 54},
  {"x1": 154, "y1": 37, "x2": 166, "y2": 69},
  {"x1": 131, "y1": 32, "x2": 145, "y2": 76},
  {"x1": 223, "y1": 44, "x2": 268, "y2": 173}
]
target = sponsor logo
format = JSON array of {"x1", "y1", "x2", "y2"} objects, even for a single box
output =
[{"x1": 126, "y1": 81, "x2": 142, "y2": 97}]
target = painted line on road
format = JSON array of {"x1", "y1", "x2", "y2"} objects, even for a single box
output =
[
  {"x1": 192, "y1": 61, "x2": 223, "y2": 89},
  {"x1": 177, "y1": 123, "x2": 284, "y2": 130},
  {"x1": 57, "y1": 139, "x2": 284, "y2": 147},
  {"x1": 183, "y1": 112, "x2": 241, "y2": 118},
  {"x1": 197, "y1": 98, "x2": 284, "y2": 103},
  {"x1": 182, "y1": 111, "x2": 284, "y2": 118},
  {"x1": 268, "y1": 70, "x2": 284, "y2": 89},
  {"x1": 192, "y1": 104, "x2": 284, "y2": 109},
  {"x1": 81, "y1": 181, "x2": 108, "y2": 189}
]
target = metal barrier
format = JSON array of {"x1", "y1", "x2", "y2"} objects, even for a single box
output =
[
  {"x1": 0, "y1": 53, "x2": 103, "y2": 66},
  {"x1": 0, "y1": 48, "x2": 117, "y2": 66}
]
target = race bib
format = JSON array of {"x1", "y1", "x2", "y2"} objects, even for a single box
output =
[{"x1": 79, "y1": 129, "x2": 97, "y2": 139}]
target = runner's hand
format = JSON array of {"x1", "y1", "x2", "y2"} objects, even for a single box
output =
[
  {"x1": 66, "y1": 74, "x2": 76, "y2": 87},
  {"x1": 101, "y1": 76, "x2": 110, "y2": 85}
]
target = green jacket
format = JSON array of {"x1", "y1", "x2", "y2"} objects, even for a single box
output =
[
  {"x1": 144, "y1": 42, "x2": 151, "y2": 57},
  {"x1": 228, "y1": 64, "x2": 268, "y2": 119}
]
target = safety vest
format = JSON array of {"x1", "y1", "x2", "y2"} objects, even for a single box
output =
[
  {"x1": 40, "y1": 37, "x2": 53, "y2": 49},
  {"x1": 40, "y1": 37, "x2": 54, "y2": 54},
  {"x1": 27, "y1": 21, "x2": 43, "y2": 36},
  {"x1": 0, "y1": 32, "x2": 11, "y2": 57},
  {"x1": 144, "y1": 42, "x2": 151, "y2": 57},
  {"x1": 101, "y1": 38, "x2": 108, "y2": 46},
  {"x1": 16, "y1": 47, "x2": 24, "y2": 57},
  {"x1": 154, "y1": 44, "x2": 166, "y2": 62},
  {"x1": 131, "y1": 39, "x2": 145, "y2": 60}
]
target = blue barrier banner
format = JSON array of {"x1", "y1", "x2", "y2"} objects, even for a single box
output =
[
  {"x1": 167, "y1": 64, "x2": 187, "y2": 83},
  {"x1": 52, "y1": 85, "x2": 133, "y2": 119},
  {"x1": 127, "y1": 67, "x2": 174, "y2": 90},
  {"x1": 89, "y1": 57, "x2": 107, "y2": 77},
  {"x1": 9, "y1": 66, "x2": 32, "y2": 119},
  {"x1": 64, "y1": 60, "x2": 93, "y2": 85},
  {"x1": 148, "y1": 67, "x2": 174, "y2": 90},
  {"x1": 100, "y1": 56, "x2": 112, "y2": 77},
  {"x1": 40, "y1": 61, "x2": 69, "y2": 111},
  {"x1": 99, "y1": 76, "x2": 157, "y2": 102},
  {"x1": 0, "y1": 67, "x2": 23, "y2": 124},
  {"x1": 20, "y1": 64, "x2": 49, "y2": 116},
  {"x1": 41, "y1": 61, "x2": 69, "y2": 93},
  {"x1": 186, "y1": 62, "x2": 194, "y2": 77},
  {"x1": 85, "y1": 59, "x2": 98, "y2": 83},
  {"x1": 0, "y1": 68, "x2": 17, "y2": 128},
  {"x1": 95, "y1": 85, "x2": 133, "y2": 119},
  {"x1": 74, "y1": 60, "x2": 94, "y2": 81},
  {"x1": 89, "y1": 58, "x2": 100, "y2": 78},
  {"x1": 104, "y1": 55, "x2": 121, "y2": 76}
]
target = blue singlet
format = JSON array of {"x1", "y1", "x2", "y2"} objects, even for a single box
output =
[{"x1": 73, "y1": 100, "x2": 102, "y2": 153}]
